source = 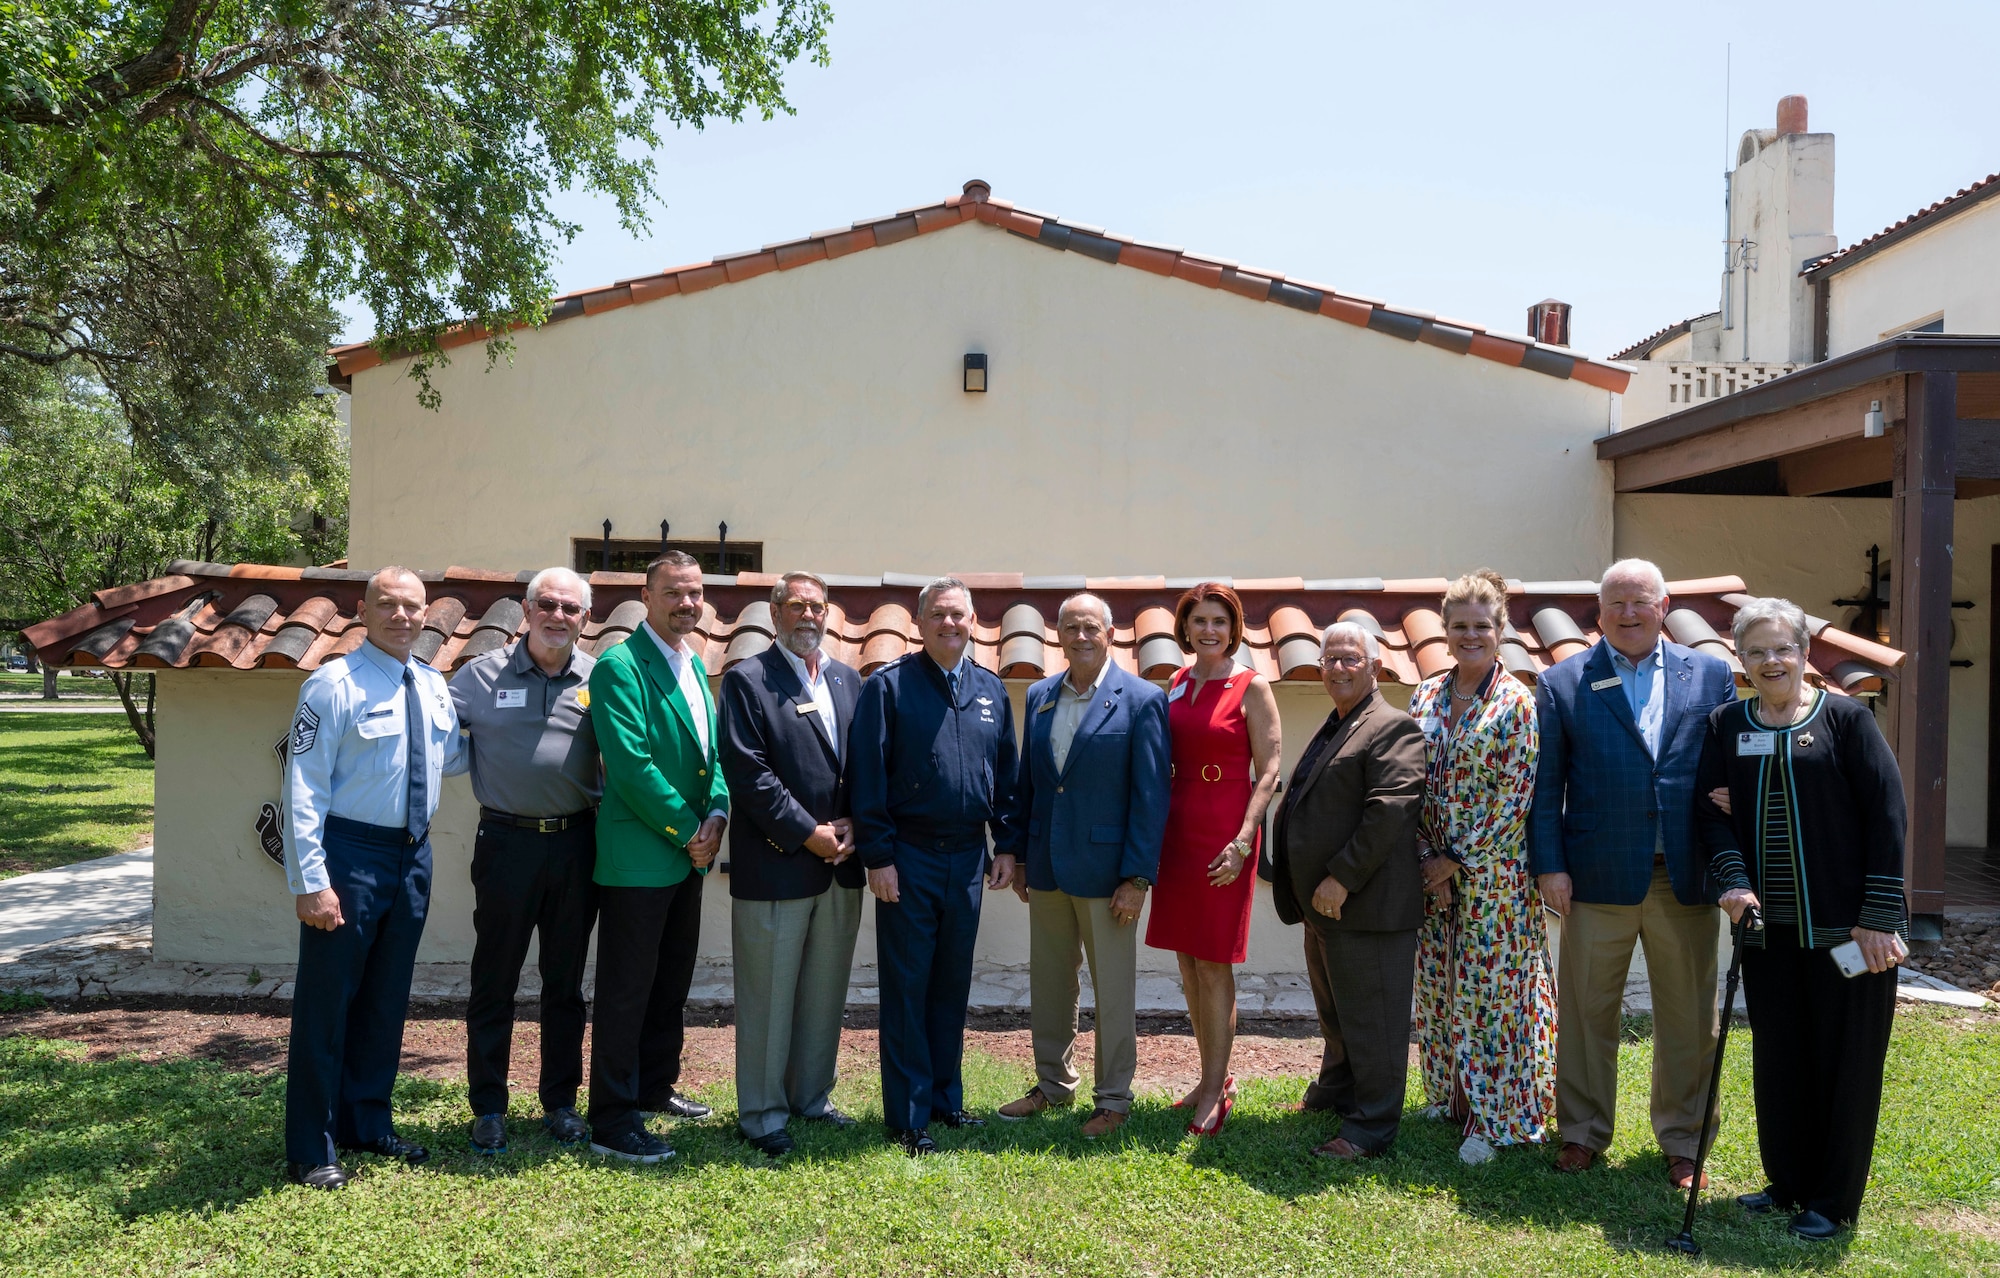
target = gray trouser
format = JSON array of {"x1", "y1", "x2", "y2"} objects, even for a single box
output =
[
  {"x1": 1028, "y1": 886, "x2": 1139, "y2": 1113},
  {"x1": 731, "y1": 885, "x2": 863, "y2": 1138}
]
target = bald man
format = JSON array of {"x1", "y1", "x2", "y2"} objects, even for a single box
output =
[{"x1": 280, "y1": 567, "x2": 466, "y2": 1189}]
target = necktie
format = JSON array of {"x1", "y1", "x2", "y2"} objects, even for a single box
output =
[
  {"x1": 403, "y1": 666, "x2": 428, "y2": 841},
  {"x1": 947, "y1": 667, "x2": 961, "y2": 705}
]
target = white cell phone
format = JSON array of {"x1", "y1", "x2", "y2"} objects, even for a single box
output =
[{"x1": 1829, "y1": 939, "x2": 1869, "y2": 978}]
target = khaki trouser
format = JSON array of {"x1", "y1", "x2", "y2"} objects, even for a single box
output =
[
  {"x1": 731, "y1": 886, "x2": 863, "y2": 1139},
  {"x1": 1027, "y1": 887, "x2": 1139, "y2": 1113},
  {"x1": 1555, "y1": 863, "x2": 1720, "y2": 1159}
]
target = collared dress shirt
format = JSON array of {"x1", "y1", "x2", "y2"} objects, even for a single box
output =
[
  {"x1": 1610, "y1": 637, "x2": 1666, "y2": 758},
  {"x1": 449, "y1": 640, "x2": 600, "y2": 816},
  {"x1": 778, "y1": 642, "x2": 839, "y2": 759},
  {"x1": 1049, "y1": 659, "x2": 1111, "y2": 773},
  {"x1": 642, "y1": 620, "x2": 728, "y2": 820},
  {"x1": 282, "y1": 639, "x2": 467, "y2": 895}
]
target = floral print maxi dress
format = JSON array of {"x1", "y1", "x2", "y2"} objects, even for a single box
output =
[{"x1": 1409, "y1": 664, "x2": 1556, "y2": 1146}]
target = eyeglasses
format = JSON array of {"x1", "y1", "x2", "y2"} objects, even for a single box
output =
[
  {"x1": 1742, "y1": 644, "x2": 1800, "y2": 664},
  {"x1": 1319, "y1": 654, "x2": 1370, "y2": 669},
  {"x1": 531, "y1": 598, "x2": 584, "y2": 617}
]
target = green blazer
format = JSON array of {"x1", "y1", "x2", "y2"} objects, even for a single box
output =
[{"x1": 589, "y1": 628, "x2": 731, "y2": 888}]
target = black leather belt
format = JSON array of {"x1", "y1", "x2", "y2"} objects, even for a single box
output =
[{"x1": 480, "y1": 807, "x2": 594, "y2": 833}]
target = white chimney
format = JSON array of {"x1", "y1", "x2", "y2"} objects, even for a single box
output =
[{"x1": 1721, "y1": 95, "x2": 1835, "y2": 364}]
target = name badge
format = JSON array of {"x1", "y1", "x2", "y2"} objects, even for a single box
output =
[
  {"x1": 1167, "y1": 683, "x2": 1188, "y2": 702},
  {"x1": 1419, "y1": 716, "x2": 1444, "y2": 736},
  {"x1": 1590, "y1": 676, "x2": 1623, "y2": 692},
  {"x1": 1037, "y1": 701, "x2": 1056, "y2": 714},
  {"x1": 795, "y1": 701, "x2": 818, "y2": 716},
  {"x1": 496, "y1": 688, "x2": 527, "y2": 709},
  {"x1": 1737, "y1": 731, "x2": 1776, "y2": 757}
]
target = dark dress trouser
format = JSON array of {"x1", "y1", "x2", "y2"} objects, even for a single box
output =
[
  {"x1": 875, "y1": 841, "x2": 985, "y2": 1132},
  {"x1": 588, "y1": 871, "x2": 704, "y2": 1143},
  {"x1": 465, "y1": 817, "x2": 598, "y2": 1116},
  {"x1": 1300, "y1": 919, "x2": 1418, "y2": 1153},
  {"x1": 285, "y1": 816, "x2": 431, "y2": 1166},
  {"x1": 1742, "y1": 931, "x2": 1898, "y2": 1225}
]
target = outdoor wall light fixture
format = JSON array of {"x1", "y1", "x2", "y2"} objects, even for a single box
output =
[{"x1": 963, "y1": 353, "x2": 987, "y2": 393}]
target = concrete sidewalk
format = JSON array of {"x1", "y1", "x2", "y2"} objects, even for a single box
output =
[{"x1": 0, "y1": 848, "x2": 153, "y2": 962}]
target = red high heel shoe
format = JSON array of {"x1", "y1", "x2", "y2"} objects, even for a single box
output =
[
  {"x1": 1188, "y1": 1093, "x2": 1234, "y2": 1137},
  {"x1": 1173, "y1": 1076, "x2": 1236, "y2": 1109}
]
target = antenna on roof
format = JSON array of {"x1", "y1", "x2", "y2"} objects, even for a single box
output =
[{"x1": 1721, "y1": 44, "x2": 1735, "y2": 335}]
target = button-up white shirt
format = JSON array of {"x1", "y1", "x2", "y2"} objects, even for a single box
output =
[
  {"x1": 779, "y1": 642, "x2": 839, "y2": 759},
  {"x1": 281, "y1": 639, "x2": 467, "y2": 895},
  {"x1": 643, "y1": 620, "x2": 711, "y2": 758},
  {"x1": 642, "y1": 621, "x2": 727, "y2": 821}
]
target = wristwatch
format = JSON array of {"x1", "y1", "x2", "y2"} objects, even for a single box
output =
[{"x1": 1125, "y1": 876, "x2": 1152, "y2": 889}]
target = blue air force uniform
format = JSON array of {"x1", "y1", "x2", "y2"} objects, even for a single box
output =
[
  {"x1": 281, "y1": 639, "x2": 466, "y2": 1166},
  {"x1": 848, "y1": 652, "x2": 1022, "y2": 1131}
]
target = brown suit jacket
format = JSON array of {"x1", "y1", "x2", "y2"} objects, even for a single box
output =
[{"x1": 1270, "y1": 689, "x2": 1426, "y2": 932}]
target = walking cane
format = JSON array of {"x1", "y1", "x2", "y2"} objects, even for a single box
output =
[{"x1": 1665, "y1": 906, "x2": 1760, "y2": 1258}]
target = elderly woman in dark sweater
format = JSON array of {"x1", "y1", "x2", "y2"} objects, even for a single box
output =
[{"x1": 1695, "y1": 596, "x2": 1909, "y2": 1242}]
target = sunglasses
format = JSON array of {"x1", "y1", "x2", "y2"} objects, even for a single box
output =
[{"x1": 531, "y1": 598, "x2": 585, "y2": 617}]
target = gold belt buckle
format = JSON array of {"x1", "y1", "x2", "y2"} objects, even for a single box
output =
[{"x1": 1201, "y1": 764, "x2": 1223, "y2": 782}]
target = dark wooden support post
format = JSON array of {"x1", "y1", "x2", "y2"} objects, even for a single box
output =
[{"x1": 1890, "y1": 370, "x2": 1956, "y2": 935}]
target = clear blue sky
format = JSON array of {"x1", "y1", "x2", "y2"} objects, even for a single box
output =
[{"x1": 341, "y1": 0, "x2": 2000, "y2": 359}]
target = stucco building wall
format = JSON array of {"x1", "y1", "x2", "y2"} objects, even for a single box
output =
[
  {"x1": 347, "y1": 222, "x2": 1615, "y2": 582},
  {"x1": 1616, "y1": 492, "x2": 2000, "y2": 845},
  {"x1": 1825, "y1": 196, "x2": 2000, "y2": 356}
]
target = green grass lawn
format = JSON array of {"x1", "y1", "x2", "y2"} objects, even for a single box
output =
[
  {"x1": 0, "y1": 1010, "x2": 1994, "y2": 1276},
  {"x1": 0, "y1": 712, "x2": 154, "y2": 878},
  {"x1": 0, "y1": 671, "x2": 122, "y2": 698}
]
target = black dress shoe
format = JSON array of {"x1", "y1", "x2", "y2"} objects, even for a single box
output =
[
  {"x1": 590, "y1": 1130, "x2": 675, "y2": 1163},
  {"x1": 287, "y1": 1161, "x2": 350, "y2": 1189},
  {"x1": 932, "y1": 1109, "x2": 984, "y2": 1129},
  {"x1": 339, "y1": 1133, "x2": 429, "y2": 1166},
  {"x1": 1788, "y1": 1210, "x2": 1841, "y2": 1241},
  {"x1": 741, "y1": 1128, "x2": 795, "y2": 1158},
  {"x1": 889, "y1": 1128, "x2": 937, "y2": 1157},
  {"x1": 799, "y1": 1105, "x2": 856, "y2": 1127},
  {"x1": 642, "y1": 1093, "x2": 713, "y2": 1121},
  {"x1": 542, "y1": 1106, "x2": 588, "y2": 1144},
  {"x1": 470, "y1": 1114, "x2": 507, "y2": 1155},
  {"x1": 1737, "y1": 1191, "x2": 1776, "y2": 1215}
]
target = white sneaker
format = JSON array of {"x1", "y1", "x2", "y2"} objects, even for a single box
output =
[
  {"x1": 1458, "y1": 1135, "x2": 1496, "y2": 1165},
  {"x1": 1423, "y1": 1105, "x2": 1450, "y2": 1122}
]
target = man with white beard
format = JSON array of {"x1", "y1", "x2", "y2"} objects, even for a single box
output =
[{"x1": 717, "y1": 571, "x2": 865, "y2": 1157}]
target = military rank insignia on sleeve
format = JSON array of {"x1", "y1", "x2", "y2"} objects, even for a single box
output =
[{"x1": 291, "y1": 704, "x2": 321, "y2": 754}]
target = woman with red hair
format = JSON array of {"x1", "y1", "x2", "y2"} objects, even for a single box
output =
[{"x1": 1145, "y1": 582, "x2": 1282, "y2": 1135}]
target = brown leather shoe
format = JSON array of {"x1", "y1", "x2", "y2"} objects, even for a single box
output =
[
  {"x1": 1553, "y1": 1142, "x2": 1597, "y2": 1173},
  {"x1": 996, "y1": 1087, "x2": 1063, "y2": 1121},
  {"x1": 1080, "y1": 1108, "x2": 1127, "y2": 1139},
  {"x1": 1666, "y1": 1156, "x2": 1710, "y2": 1190},
  {"x1": 1312, "y1": 1136, "x2": 1370, "y2": 1161}
]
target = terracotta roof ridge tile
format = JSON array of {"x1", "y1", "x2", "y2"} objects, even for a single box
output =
[{"x1": 1805, "y1": 170, "x2": 2000, "y2": 278}]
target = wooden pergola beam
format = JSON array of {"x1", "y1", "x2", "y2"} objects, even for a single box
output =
[
  {"x1": 1892, "y1": 370, "x2": 1956, "y2": 922},
  {"x1": 1613, "y1": 379, "x2": 1904, "y2": 492}
]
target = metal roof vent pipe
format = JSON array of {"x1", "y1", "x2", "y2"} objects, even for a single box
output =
[
  {"x1": 1528, "y1": 299, "x2": 1572, "y2": 348},
  {"x1": 1776, "y1": 95, "x2": 1809, "y2": 135}
]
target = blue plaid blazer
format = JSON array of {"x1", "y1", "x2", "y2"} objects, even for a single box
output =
[{"x1": 1527, "y1": 638, "x2": 1736, "y2": 906}]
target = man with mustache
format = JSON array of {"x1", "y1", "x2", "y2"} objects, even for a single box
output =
[
  {"x1": 280, "y1": 566, "x2": 466, "y2": 1189},
  {"x1": 449, "y1": 566, "x2": 601, "y2": 1154},
  {"x1": 717, "y1": 571, "x2": 865, "y2": 1157},
  {"x1": 585, "y1": 550, "x2": 732, "y2": 1163}
]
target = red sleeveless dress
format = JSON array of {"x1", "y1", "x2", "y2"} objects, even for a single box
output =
[{"x1": 1145, "y1": 665, "x2": 1261, "y2": 964}]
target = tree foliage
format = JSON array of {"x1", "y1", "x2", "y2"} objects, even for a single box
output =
[{"x1": 1, "y1": 0, "x2": 832, "y2": 462}]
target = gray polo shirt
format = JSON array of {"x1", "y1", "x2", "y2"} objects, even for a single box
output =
[{"x1": 449, "y1": 641, "x2": 600, "y2": 817}]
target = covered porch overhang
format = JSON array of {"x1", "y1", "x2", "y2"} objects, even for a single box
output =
[{"x1": 1600, "y1": 333, "x2": 2000, "y2": 935}]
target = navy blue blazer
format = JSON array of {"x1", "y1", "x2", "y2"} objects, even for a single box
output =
[
  {"x1": 1016, "y1": 664, "x2": 1171, "y2": 898},
  {"x1": 1527, "y1": 638, "x2": 1736, "y2": 906},
  {"x1": 718, "y1": 645, "x2": 864, "y2": 900}
]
